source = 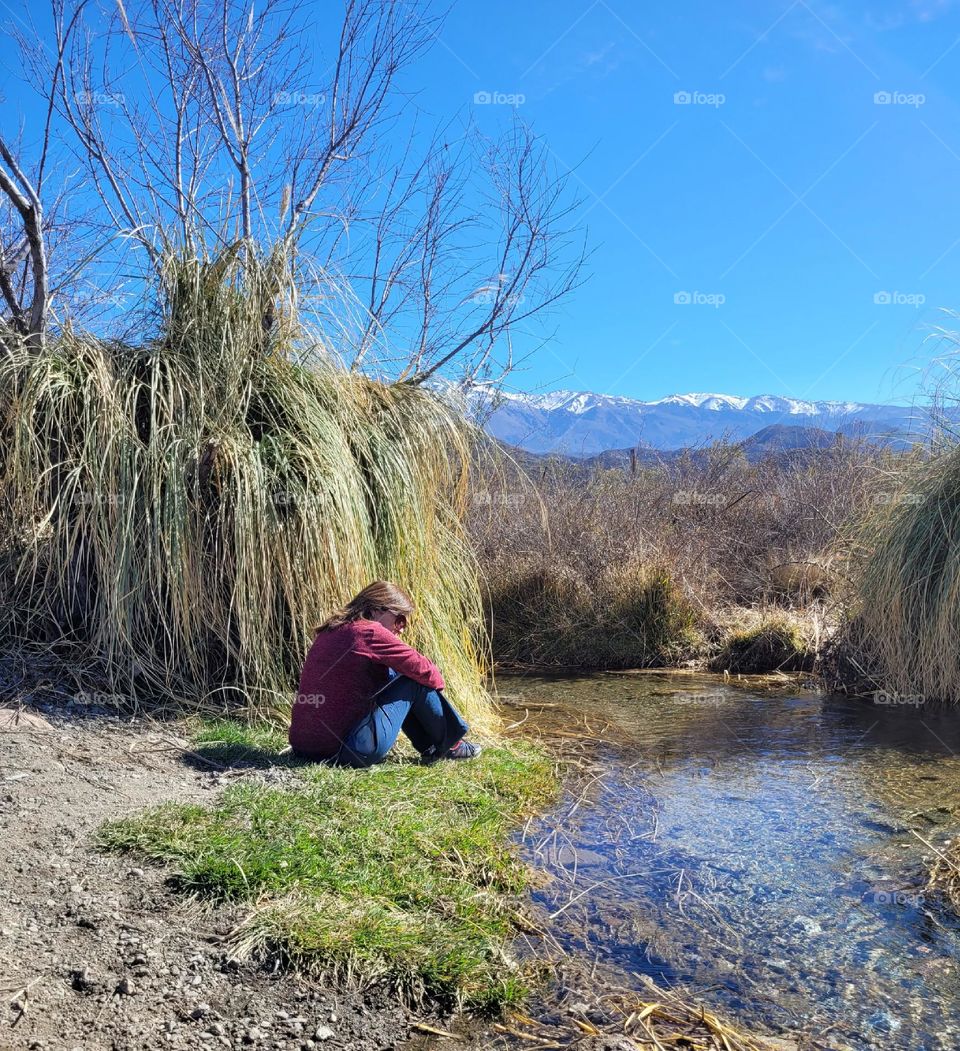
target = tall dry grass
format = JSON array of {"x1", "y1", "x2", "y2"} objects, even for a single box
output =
[
  {"x1": 0, "y1": 249, "x2": 491, "y2": 724},
  {"x1": 849, "y1": 442, "x2": 960, "y2": 703},
  {"x1": 470, "y1": 439, "x2": 888, "y2": 669}
]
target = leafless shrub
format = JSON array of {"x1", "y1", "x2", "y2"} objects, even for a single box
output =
[{"x1": 471, "y1": 439, "x2": 901, "y2": 667}]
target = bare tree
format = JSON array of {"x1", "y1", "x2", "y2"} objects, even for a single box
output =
[
  {"x1": 0, "y1": 138, "x2": 48, "y2": 348},
  {"x1": 8, "y1": 0, "x2": 585, "y2": 383}
]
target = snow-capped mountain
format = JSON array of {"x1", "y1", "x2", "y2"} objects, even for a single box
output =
[{"x1": 475, "y1": 388, "x2": 926, "y2": 455}]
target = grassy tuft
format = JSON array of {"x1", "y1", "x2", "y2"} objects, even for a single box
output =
[
  {"x1": 99, "y1": 721, "x2": 556, "y2": 1011},
  {"x1": 487, "y1": 559, "x2": 699, "y2": 669},
  {"x1": 851, "y1": 446, "x2": 960, "y2": 703},
  {"x1": 710, "y1": 614, "x2": 812, "y2": 674}
]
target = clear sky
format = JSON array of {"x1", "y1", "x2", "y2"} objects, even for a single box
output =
[
  {"x1": 413, "y1": 0, "x2": 960, "y2": 405},
  {"x1": 3, "y1": 1, "x2": 960, "y2": 406}
]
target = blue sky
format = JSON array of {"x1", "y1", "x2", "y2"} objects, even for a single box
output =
[
  {"x1": 413, "y1": 0, "x2": 960, "y2": 405},
  {"x1": 3, "y1": 0, "x2": 960, "y2": 406}
]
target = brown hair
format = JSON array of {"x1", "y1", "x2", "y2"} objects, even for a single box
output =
[{"x1": 314, "y1": 580, "x2": 415, "y2": 634}]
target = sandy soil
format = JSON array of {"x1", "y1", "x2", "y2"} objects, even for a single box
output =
[{"x1": 0, "y1": 701, "x2": 413, "y2": 1051}]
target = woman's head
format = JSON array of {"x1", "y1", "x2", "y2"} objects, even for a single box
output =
[{"x1": 315, "y1": 581, "x2": 415, "y2": 636}]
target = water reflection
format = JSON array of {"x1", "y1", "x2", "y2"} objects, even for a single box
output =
[{"x1": 503, "y1": 672, "x2": 960, "y2": 1051}]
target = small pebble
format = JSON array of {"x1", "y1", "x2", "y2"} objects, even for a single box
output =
[
  {"x1": 192, "y1": 1002, "x2": 212, "y2": 1019},
  {"x1": 116, "y1": 977, "x2": 135, "y2": 995},
  {"x1": 313, "y1": 1026, "x2": 335, "y2": 1042}
]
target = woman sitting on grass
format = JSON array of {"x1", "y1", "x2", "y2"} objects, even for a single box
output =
[{"x1": 289, "y1": 581, "x2": 482, "y2": 768}]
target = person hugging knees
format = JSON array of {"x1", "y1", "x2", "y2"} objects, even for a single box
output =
[{"x1": 289, "y1": 580, "x2": 482, "y2": 768}]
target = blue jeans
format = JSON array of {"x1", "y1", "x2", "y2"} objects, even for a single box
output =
[{"x1": 334, "y1": 673, "x2": 470, "y2": 769}]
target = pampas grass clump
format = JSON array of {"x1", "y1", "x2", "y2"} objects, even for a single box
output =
[
  {"x1": 0, "y1": 248, "x2": 491, "y2": 726},
  {"x1": 851, "y1": 445, "x2": 960, "y2": 705}
]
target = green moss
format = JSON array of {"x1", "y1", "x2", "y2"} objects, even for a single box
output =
[{"x1": 99, "y1": 720, "x2": 557, "y2": 1011}]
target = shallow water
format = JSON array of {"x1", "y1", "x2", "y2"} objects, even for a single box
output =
[{"x1": 501, "y1": 672, "x2": 960, "y2": 1050}]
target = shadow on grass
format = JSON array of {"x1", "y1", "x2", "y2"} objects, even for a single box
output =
[
  {"x1": 184, "y1": 741, "x2": 312, "y2": 771},
  {"x1": 181, "y1": 717, "x2": 313, "y2": 772},
  {"x1": 182, "y1": 717, "x2": 431, "y2": 773}
]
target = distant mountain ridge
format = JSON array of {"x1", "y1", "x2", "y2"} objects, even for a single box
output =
[{"x1": 474, "y1": 387, "x2": 929, "y2": 455}]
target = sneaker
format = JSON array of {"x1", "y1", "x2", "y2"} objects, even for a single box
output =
[
  {"x1": 444, "y1": 739, "x2": 482, "y2": 761},
  {"x1": 422, "y1": 739, "x2": 482, "y2": 764}
]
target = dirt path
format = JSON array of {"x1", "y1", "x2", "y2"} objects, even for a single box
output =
[{"x1": 0, "y1": 704, "x2": 411, "y2": 1051}]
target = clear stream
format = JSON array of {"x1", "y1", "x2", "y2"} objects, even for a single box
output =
[{"x1": 499, "y1": 672, "x2": 960, "y2": 1051}]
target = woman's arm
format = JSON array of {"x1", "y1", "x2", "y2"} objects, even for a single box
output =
[{"x1": 358, "y1": 621, "x2": 445, "y2": 690}]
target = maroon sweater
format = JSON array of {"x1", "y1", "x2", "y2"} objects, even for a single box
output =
[{"x1": 289, "y1": 619, "x2": 445, "y2": 758}]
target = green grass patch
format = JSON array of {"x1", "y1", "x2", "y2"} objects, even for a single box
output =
[
  {"x1": 100, "y1": 721, "x2": 557, "y2": 1011},
  {"x1": 189, "y1": 716, "x2": 290, "y2": 764}
]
